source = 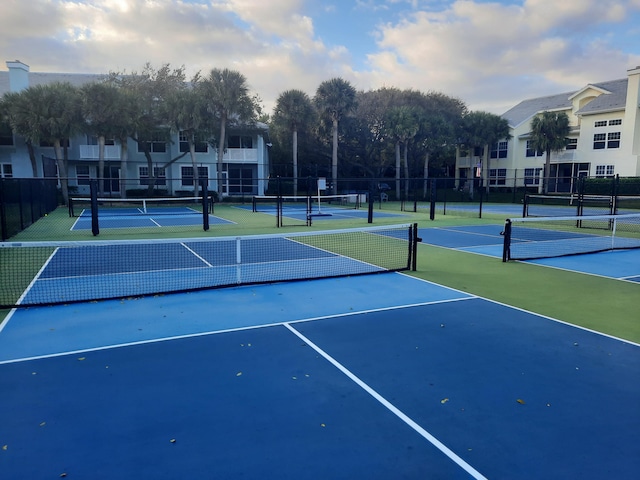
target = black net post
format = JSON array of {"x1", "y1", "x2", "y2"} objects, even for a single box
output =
[
  {"x1": 429, "y1": 179, "x2": 436, "y2": 221},
  {"x1": 367, "y1": 181, "x2": 374, "y2": 223},
  {"x1": 502, "y1": 219, "x2": 512, "y2": 262},
  {"x1": 201, "y1": 180, "x2": 209, "y2": 231},
  {"x1": 90, "y1": 179, "x2": 100, "y2": 236}
]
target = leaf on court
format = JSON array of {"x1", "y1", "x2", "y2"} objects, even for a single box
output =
[
  {"x1": 77, "y1": 357, "x2": 86, "y2": 361},
  {"x1": 236, "y1": 372, "x2": 242, "y2": 377},
  {"x1": 440, "y1": 398, "x2": 449, "y2": 404},
  {"x1": 170, "y1": 438, "x2": 176, "y2": 444},
  {"x1": 2, "y1": 445, "x2": 7, "y2": 451},
  {"x1": 320, "y1": 423, "x2": 326, "y2": 427},
  {"x1": 39, "y1": 421, "x2": 46, "y2": 427},
  {"x1": 516, "y1": 399, "x2": 526, "y2": 404}
]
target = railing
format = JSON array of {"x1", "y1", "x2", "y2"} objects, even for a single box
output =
[{"x1": 79, "y1": 145, "x2": 121, "y2": 160}]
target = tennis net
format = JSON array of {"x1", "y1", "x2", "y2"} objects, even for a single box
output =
[
  {"x1": 0, "y1": 223, "x2": 418, "y2": 308},
  {"x1": 69, "y1": 196, "x2": 213, "y2": 217},
  {"x1": 502, "y1": 213, "x2": 640, "y2": 261}
]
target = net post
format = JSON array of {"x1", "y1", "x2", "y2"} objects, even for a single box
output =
[
  {"x1": 522, "y1": 194, "x2": 528, "y2": 217},
  {"x1": 201, "y1": 180, "x2": 210, "y2": 231},
  {"x1": 90, "y1": 179, "x2": 99, "y2": 236},
  {"x1": 410, "y1": 223, "x2": 420, "y2": 271},
  {"x1": 68, "y1": 197, "x2": 74, "y2": 217},
  {"x1": 429, "y1": 179, "x2": 436, "y2": 221},
  {"x1": 502, "y1": 219, "x2": 512, "y2": 262}
]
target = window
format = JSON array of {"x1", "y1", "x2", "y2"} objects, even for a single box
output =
[
  {"x1": 87, "y1": 135, "x2": 115, "y2": 146},
  {"x1": 76, "y1": 165, "x2": 91, "y2": 185},
  {"x1": 228, "y1": 135, "x2": 253, "y2": 149},
  {"x1": 595, "y1": 165, "x2": 615, "y2": 178},
  {"x1": 488, "y1": 168, "x2": 507, "y2": 185},
  {"x1": 608, "y1": 119, "x2": 622, "y2": 126},
  {"x1": 525, "y1": 141, "x2": 543, "y2": 157},
  {"x1": 490, "y1": 141, "x2": 508, "y2": 159},
  {"x1": 179, "y1": 131, "x2": 208, "y2": 153},
  {"x1": 181, "y1": 166, "x2": 209, "y2": 187},
  {"x1": 139, "y1": 166, "x2": 166, "y2": 186},
  {"x1": 593, "y1": 133, "x2": 606, "y2": 150},
  {"x1": 524, "y1": 167, "x2": 542, "y2": 185},
  {"x1": 40, "y1": 138, "x2": 70, "y2": 148},
  {"x1": 566, "y1": 138, "x2": 577, "y2": 150},
  {"x1": 138, "y1": 131, "x2": 167, "y2": 153},
  {"x1": 594, "y1": 120, "x2": 607, "y2": 127},
  {"x1": 1, "y1": 163, "x2": 13, "y2": 178},
  {"x1": 0, "y1": 123, "x2": 13, "y2": 146},
  {"x1": 607, "y1": 132, "x2": 620, "y2": 149}
]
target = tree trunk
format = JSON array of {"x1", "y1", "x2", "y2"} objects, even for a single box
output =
[
  {"x1": 120, "y1": 141, "x2": 128, "y2": 199},
  {"x1": 292, "y1": 129, "x2": 298, "y2": 196},
  {"x1": 217, "y1": 114, "x2": 227, "y2": 196},
  {"x1": 54, "y1": 139, "x2": 69, "y2": 205},
  {"x1": 544, "y1": 151, "x2": 551, "y2": 194},
  {"x1": 403, "y1": 140, "x2": 409, "y2": 199},
  {"x1": 26, "y1": 142, "x2": 38, "y2": 177},
  {"x1": 98, "y1": 135, "x2": 106, "y2": 196},
  {"x1": 423, "y1": 152, "x2": 429, "y2": 198},
  {"x1": 395, "y1": 142, "x2": 401, "y2": 199},
  {"x1": 331, "y1": 118, "x2": 338, "y2": 194},
  {"x1": 190, "y1": 136, "x2": 199, "y2": 196}
]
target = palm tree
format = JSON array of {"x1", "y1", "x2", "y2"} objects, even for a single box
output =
[
  {"x1": 272, "y1": 89, "x2": 315, "y2": 195},
  {"x1": 164, "y1": 77, "x2": 214, "y2": 195},
  {"x1": 80, "y1": 82, "x2": 123, "y2": 196},
  {"x1": 4, "y1": 83, "x2": 81, "y2": 203},
  {"x1": 314, "y1": 78, "x2": 357, "y2": 194},
  {"x1": 529, "y1": 111, "x2": 570, "y2": 194},
  {"x1": 459, "y1": 111, "x2": 511, "y2": 197},
  {"x1": 385, "y1": 105, "x2": 420, "y2": 199},
  {"x1": 201, "y1": 68, "x2": 256, "y2": 196},
  {"x1": 1, "y1": 91, "x2": 40, "y2": 176}
]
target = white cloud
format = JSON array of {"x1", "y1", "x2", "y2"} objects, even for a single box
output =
[{"x1": 1, "y1": 0, "x2": 639, "y2": 115}]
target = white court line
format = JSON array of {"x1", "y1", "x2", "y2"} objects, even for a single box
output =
[{"x1": 283, "y1": 322, "x2": 488, "y2": 480}]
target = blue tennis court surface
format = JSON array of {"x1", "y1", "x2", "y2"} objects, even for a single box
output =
[
  {"x1": 237, "y1": 203, "x2": 406, "y2": 221},
  {"x1": 71, "y1": 210, "x2": 233, "y2": 230},
  {"x1": 1, "y1": 273, "x2": 638, "y2": 479}
]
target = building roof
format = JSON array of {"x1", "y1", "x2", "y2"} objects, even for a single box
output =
[
  {"x1": 0, "y1": 71, "x2": 104, "y2": 96},
  {"x1": 501, "y1": 78, "x2": 629, "y2": 128}
]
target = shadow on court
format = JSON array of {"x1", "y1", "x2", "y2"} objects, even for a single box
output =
[{"x1": 1, "y1": 274, "x2": 638, "y2": 479}]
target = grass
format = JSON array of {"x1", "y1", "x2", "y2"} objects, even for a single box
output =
[{"x1": 1, "y1": 202, "x2": 638, "y2": 344}]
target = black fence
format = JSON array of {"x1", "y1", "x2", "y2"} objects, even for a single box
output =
[{"x1": 0, "y1": 178, "x2": 59, "y2": 241}]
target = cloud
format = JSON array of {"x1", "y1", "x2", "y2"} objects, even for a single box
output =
[{"x1": 364, "y1": 0, "x2": 640, "y2": 112}]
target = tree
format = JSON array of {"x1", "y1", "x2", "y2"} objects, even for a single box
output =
[
  {"x1": 271, "y1": 89, "x2": 316, "y2": 195},
  {"x1": 106, "y1": 63, "x2": 189, "y2": 195},
  {"x1": 385, "y1": 105, "x2": 420, "y2": 198},
  {"x1": 79, "y1": 82, "x2": 123, "y2": 195},
  {"x1": 459, "y1": 111, "x2": 511, "y2": 196},
  {"x1": 164, "y1": 74, "x2": 215, "y2": 195},
  {"x1": 201, "y1": 68, "x2": 257, "y2": 195},
  {"x1": 3, "y1": 83, "x2": 81, "y2": 203},
  {"x1": 314, "y1": 78, "x2": 357, "y2": 193},
  {"x1": 529, "y1": 111, "x2": 570, "y2": 194},
  {"x1": 1, "y1": 91, "x2": 40, "y2": 176}
]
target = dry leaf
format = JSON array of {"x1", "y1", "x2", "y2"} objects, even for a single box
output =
[{"x1": 516, "y1": 399, "x2": 525, "y2": 404}]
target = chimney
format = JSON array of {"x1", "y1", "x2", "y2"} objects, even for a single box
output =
[{"x1": 6, "y1": 60, "x2": 30, "y2": 92}]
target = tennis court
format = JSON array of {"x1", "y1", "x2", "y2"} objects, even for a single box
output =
[
  {"x1": 69, "y1": 197, "x2": 233, "y2": 230},
  {"x1": 1, "y1": 271, "x2": 638, "y2": 479},
  {"x1": 418, "y1": 221, "x2": 640, "y2": 282}
]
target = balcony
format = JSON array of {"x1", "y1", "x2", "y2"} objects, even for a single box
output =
[
  {"x1": 79, "y1": 145, "x2": 120, "y2": 160},
  {"x1": 224, "y1": 148, "x2": 258, "y2": 163}
]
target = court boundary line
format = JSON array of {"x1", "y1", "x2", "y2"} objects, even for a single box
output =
[
  {"x1": 0, "y1": 297, "x2": 475, "y2": 365},
  {"x1": 283, "y1": 322, "x2": 488, "y2": 480}
]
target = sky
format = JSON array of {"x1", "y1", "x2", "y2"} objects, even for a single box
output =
[{"x1": 1, "y1": 0, "x2": 640, "y2": 115}]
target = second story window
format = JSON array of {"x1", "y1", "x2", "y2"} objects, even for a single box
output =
[
  {"x1": 228, "y1": 135, "x2": 253, "y2": 148},
  {"x1": 138, "y1": 130, "x2": 167, "y2": 153},
  {"x1": 490, "y1": 141, "x2": 508, "y2": 159}
]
